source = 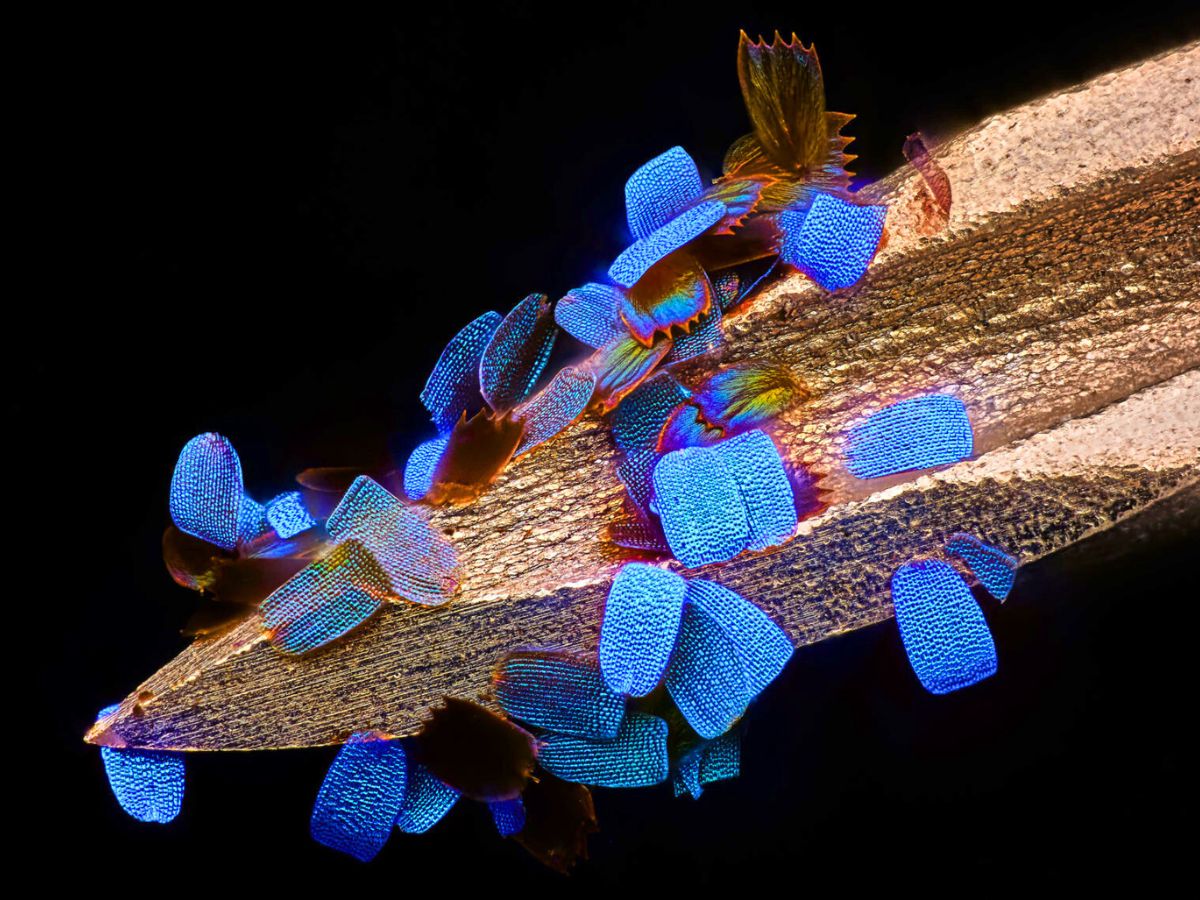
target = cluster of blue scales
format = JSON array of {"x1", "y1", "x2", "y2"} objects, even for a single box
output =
[{"x1": 97, "y1": 136, "x2": 1019, "y2": 863}]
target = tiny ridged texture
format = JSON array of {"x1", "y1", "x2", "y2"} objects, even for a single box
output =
[
  {"x1": 616, "y1": 447, "x2": 660, "y2": 514},
  {"x1": 420, "y1": 311, "x2": 503, "y2": 434},
  {"x1": 652, "y1": 446, "x2": 750, "y2": 568},
  {"x1": 100, "y1": 738, "x2": 185, "y2": 824},
  {"x1": 600, "y1": 564, "x2": 688, "y2": 697},
  {"x1": 608, "y1": 201, "x2": 726, "y2": 288},
  {"x1": 673, "y1": 729, "x2": 741, "y2": 798},
  {"x1": 666, "y1": 603, "x2": 751, "y2": 738},
  {"x1": 403, "y1": 436, "x2": 449, "y2": 501},
  {"x1": 844, "y1": 394, "x2": 974, "y2": 479},
  {"x1": 514, "y1": 367, "x2": 595, "y2": 457},
  {"x1": 685, "y1": 578, "x2": 793, "y2": 695},
  {"x1": 238, "y1": 494, "x2": 268, "y2": 543},
  {"x1": 327, "y1": 476, "x2": 459, "y2": 606},
  {"x1": 394, "y1": 762, "x2": 460, "y2": 834},
  {"x1": 539, "y1": 713, "x2": 670, "y2": 788},
  {"x1": 494, "y1": 652, "x2": 626, "y2": 739},
  {"x1": 946, "y1": 533, "x2": 1019, "y2": 601},
  {"x1": 260, "y1": 541, "x2": 385, "y2": 654},
  {"x1": 612, "y1": 372, "x2": 690, "y2": 453},
  {"x1": 665, "y1": 303, "x2": 723, "y2": 364},
  {"x1": 778, "y1": 192, "x2": 887, "y2": 290},
  {"x1": 891, "y1": 560, "x2": 998, "y2": 695},
  {"x1": 265, "y1": 491, "x2": 316, "y2": 538},
  {"x1": 555, "y1": 282, "x2": 626, "y2": 349},
  {"x1": 714, "y1": 270, "x2": 740, "y2": 311},
  {"x1": 625, "y1": 146, "x2": 704, "y2": 240},
  {"x1": 169, "y1": 432, "x2": 244, "y2": 550},
  {"x1": 311, "y1": 732, "x2": 408, "y2": 862},
  {"x1": 709, "y1": 430, "x2": 797, "y2": 551},
  {"x1": 480, "y1": 293, "x2": 558, "y2": 413},
  {"x1": 489, "y1": 797, "x2": 526, "y2": 836}
]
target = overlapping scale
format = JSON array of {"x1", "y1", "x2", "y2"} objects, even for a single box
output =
[
  {"x1": 169, "y1": 432, "x2": 245, "y2": 550},
  {"x1": 708, "y1": 430, "x2": 797, "y2": 552},
  {"x1": 844, "y1": 394, "x2": 973, "y2": 479},
  {"x1": 420, "y1": 311, "x2": 503, "y2": 435},
  {"x1": 494, "y1": 651, "x2": 625, "y2": 739},
  {"x1": 664, "y1": 303, "x2": 723, "y2": 364},
  {"x1": 97, "y1": 705, "x2": 185, "y2": 824},
  {"x1": 489, "y1": 797, "x2": 527, "y2": 836},
  {"x1": 403, "y1": 436, "x2": 449, "y2": 501},
  {"x1": 684, "y1": 578, "x2": 793, "y2": 694},
  {"x1": 673, "y1": 729, "x2": 741, "y2": 799},
  {"x1": 618, "y1": 250, "x2": 714, "y2": 345},
  {"x1": 554, "y1": 282, "x2": 626, "y2": 349},
  {"x1": 599, "y1": 563, "x2": 687, "y2": 697},
  {"x1": 514, "y1": 367, "x2": 595, "y2": 457},
  {"x1": 259, "y1": 542, "x2": 386, "y2": 654},
  {"x1": 326, "y1": 476, "x2": 459, "y2": 607},
  {"x1": 778, "y1": 192, "x2": 887, "y2": 290},
  {"x1": 394, "y1": 762, "x2": 460, "y2": 834},
  {"x1": 265, "y1": 491, "x2": 317, "y2": 539},
  {"x1": 651, "y1": 446, "x2": 750, "y2": 568},
  {"x1": 891, "y1": 560, "x2": 998, "y2": 695},
  {"x1": 310, "y1": 732, "x2": 408, "y2": 862},
  {"x1": 539, "y1": 713, "x2": 670, "y2": 788},
  {"x1": 480, "y1": 293, "x2": 558, "y2": 413},
  {"x1": 593, "y1": 332, "x2": 672, "y2": 413},
  {"x1": 666, "y1": 603, "x2": 751, "y2": 738},
  {"x1": 612, "y1": 373, "x2": 690, "y2": 454},
  {"x1": 946, "y1": 533, "x2": 1018, "y2": 601},
  {"x1": 616, "y1": 447, "x2": 660, "y2": 514},
  {"x1": 608, "y1": 201, "x2": 727, "y2": 289},
  {"x1": 625, "y1": 146, "x2": 705, "y2": 241},
  {"x1": 692, "y1": 364, "x2": 804, "y2": 435}
]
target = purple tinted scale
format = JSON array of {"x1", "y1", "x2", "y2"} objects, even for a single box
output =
[
  {"x1": 495, "y1": 654, "x2": 625, "y2": 739},
  {"x1": 420, "y1": 311, "x2": 503, "y2": 435},
  {"x1": 685, "y1": 578, "x2": 793, "y2": 696},
  {"x1": 480, "y1": 293, "x2": 558, "y2": 413},
  {"x1": 652, "y1": 446, "x2": 750, "y2": 568},
  {"x1": 311, "y1": 733, "x2": 408, "y2": 862},
  {"x1": 709, "y1": 430, "x2": 797, "y2": 551},
  {"x1": 515, "y1": 367, "x2": 595, "y2": 456},
  {"x1": 394, "y1": 762, "x2": 460, "y2": 834},
  {"x1": 778, "y1": 192, "x2": 887, "y2": 291},
  {"x1": 608, "y1": 200, "x2": 727, "y2": 289},
  {"x1": 489, "y1": 797, "x2": 526, "y2": 836},
  {"x1": 169, "y1": 432, "x2": 245, "y2": 550},
  {"x1": 625, "y1": 146, "x2": 705, "y2": 241},
  {"x1": 600, "y1": 563, "x2": 687, "y2": 697},
  {"x1": 891, "y1": 560, "x2": 998, "y2": 695},
  {"x1": 100, "y1": 746, "x2": 185, "y2": 824},
  {"x1": 403, "y1": 436, "x2": 449, "y2": 501},
  {"x1": 666, "y1": 603, "x2": 751, "y2": 739},
  {"x1": 844, "y1": 394, "x2": 974, "y2": 479},
  {"x1": 539, "y1": 713, "x2": 670, "y2": 788},
  {"x1": 554, "y1": 282, "x2": 626, "y2": 349},
  {"x1": 266, "y1": 491, "x2": 317, "y2": 539},
  {"x1": 946, "y1": 533, "x2": 1018, "y2": 601},
  {"x1": 609, "y1": 505, "x2": 671, "y2": 554}
]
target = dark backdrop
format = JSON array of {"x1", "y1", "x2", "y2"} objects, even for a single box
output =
[{"x1": 25, "y1": 3, "x2": 1198, "y2": 889}]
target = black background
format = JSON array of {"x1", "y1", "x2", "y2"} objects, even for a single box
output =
[{"x1": 25, "y1": 3, "x2": 1199, "y2": 889}]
